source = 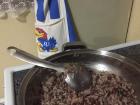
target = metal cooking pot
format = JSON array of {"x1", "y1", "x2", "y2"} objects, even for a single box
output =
[{"x1": 17, "y1": 42, "x2": 140, "y2": 105}]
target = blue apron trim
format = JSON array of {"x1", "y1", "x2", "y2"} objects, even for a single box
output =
[
  {"x1": 36, "y1": 0, "x2": 46, "y2": 22},
  {"x1": 49, "y1": 0, "x2": 60, "y2": 19},
  {"x1": 64, "y1": 0, "x2": 77, "y2": 42}
]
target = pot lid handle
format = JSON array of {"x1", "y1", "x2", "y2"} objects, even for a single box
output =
[{"x1": 62, "y1": 42, "x2": 87, "y2": 51}]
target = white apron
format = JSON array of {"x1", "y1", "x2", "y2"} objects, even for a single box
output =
[{"x1": 34, "y1": 0, "x2": 77, "y2": 58}]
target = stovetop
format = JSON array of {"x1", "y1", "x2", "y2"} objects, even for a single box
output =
[{"x1": 9, "y1": 42, "x2": 140, "y2": 105}]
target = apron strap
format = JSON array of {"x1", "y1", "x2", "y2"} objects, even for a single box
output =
[
  {"x1": 36, "y1": 0, "x2": 46, "y2": 22},
  {"x1": 64, "y1": 0, "x2": 77, "y2": 42},
  {"x1": 36, "y1": 0, "x2": 60, "y2": 22},
  {"x1": 49, "y1": 0, "x2": 60, "y2": 19}
]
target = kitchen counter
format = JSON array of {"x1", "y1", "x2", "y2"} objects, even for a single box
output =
[
  {"x1": 0, "y1": 12, "x2": 36, "y2": 99},
  {"x1": 100, "y1": 41, "x2": 140, "y2": 64}
]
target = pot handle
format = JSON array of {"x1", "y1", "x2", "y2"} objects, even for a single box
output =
[{"x1": 62, "y1": 42, "x2": 87, "y2": 51}]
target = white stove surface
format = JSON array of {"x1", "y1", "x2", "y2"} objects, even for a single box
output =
[
  {"x1": 4, "y1": 40, "x2": 140, "y2": 105},
  {"x1": 4, "y1": 64, "x2": 34, "y2": 105}
]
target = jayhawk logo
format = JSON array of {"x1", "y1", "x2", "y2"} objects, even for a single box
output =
[{"x1": 35, "y1": 28, "x2": 58, "y2": 52}]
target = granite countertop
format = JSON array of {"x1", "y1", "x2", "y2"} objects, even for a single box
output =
[{"x1": 111, "y1": 44, "x2": 140, "y2": 64}]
